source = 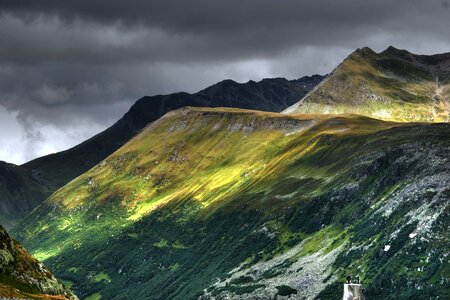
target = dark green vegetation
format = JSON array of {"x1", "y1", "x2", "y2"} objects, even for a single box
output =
[
  {"x1": 14, "y1": 107, "x2": 450, "y2": 299},
  {"x1": 0, "y1": 75, "x2": 323, "y2": 229},
  {"x1": 0, "y1": 161, "x2": 50, "y2": 229},
  {"x1": 286, "y1": 46, "x2": 450, "y2": 122},
  {"x1": 0, "y1": 225, "x2": 77, "y2": 299},
  {"x1": 276, "y1": 285, "x2": 298, "y2": 296}
]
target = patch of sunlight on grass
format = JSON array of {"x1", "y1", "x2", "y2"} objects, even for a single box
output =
[
  {"x1": 85, "y1": 292, "x2": 102, "y2": 300},
  {"x1": 127, "y1": 233, "x2": 139, "y2": 239},
  {"x1": 169, "y1": 263, "x2": 180, "y2": 271},
  {"x1": 92, "y1": 272, "x2": 112, "y2": 283},
  {"x1": 127, "y1": 193, "x2": 174, "y2": 221},
  {"x1": 297, "y1": 225, "x2": 348, "y2": 257},
  {"x1": 153, "y1": 239, "x2": 168, "y2": 248},
  {"x1": 58, "y1": 219, "x2": 72, "y2": 231},
  {"x1": 60, "y1": 279, "x2": 74, "y2": 289},
  {"x1": 172, "y1": 241, "x2": 188, "y2": 249},
  {"x1": 68, "y1": 267, "x2": 79, "y2": 273},
  {"x1": 39, "y1": 224, "x2": 49, "y2": 232},
  {"x1": 33, "y1": 246, "x2": 63, "y2": 261},
  {"x1": 196, "y1": 167, "x2": 244, "y2": 197}
]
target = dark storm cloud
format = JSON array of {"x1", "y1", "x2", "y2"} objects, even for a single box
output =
[
  {"x1": 1, "y1": 0, "x2": 449, "y2": 64},
  {"x1": 0, "y1": 0, "x2": 449, "y2": 163},
  {"x1": 1, "y1": 1, "x2": 448, "y2": 35}
]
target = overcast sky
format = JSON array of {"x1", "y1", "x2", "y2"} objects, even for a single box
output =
[{"x1": 0, "y1": 0, "x2": 449, "y2": 164}]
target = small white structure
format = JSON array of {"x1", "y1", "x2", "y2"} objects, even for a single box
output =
[{"x1": 343, "y1": 283, "x2": 364, "y2": 300}]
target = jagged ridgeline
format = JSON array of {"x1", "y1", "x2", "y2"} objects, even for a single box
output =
[
  {"x1": 14, "y1": 107, "x2": 449, "y2": 299},
  {"x1": 285, "y1": 46, "x2": 450, "y2": 122},
  {"x1": 0, "y1": 225, "x2": 77, "y2": 299}
]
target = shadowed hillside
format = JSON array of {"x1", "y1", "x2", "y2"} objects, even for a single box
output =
[{"x1": 0, "y1": 162, "x2": 50, "y2": 229}]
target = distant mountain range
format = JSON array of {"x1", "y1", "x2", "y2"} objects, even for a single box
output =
[
  {"x1": 285, "y1": 46, "x2": 450, "y2": 122},
  {"x1": 0, "y1": 75, "x2": 323, "y2": 228}
]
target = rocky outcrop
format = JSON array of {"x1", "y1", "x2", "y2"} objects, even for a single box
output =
[{"x1": 0, "y1": 225, "x2": 77, "y2": 299}]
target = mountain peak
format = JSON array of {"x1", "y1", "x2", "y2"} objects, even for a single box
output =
[
  {"x1": 381, "y1": 45, "x2": 414, "y2": 61},
  {"x1": 285, "y1": 47, "x2": 450, "y2": 122},
  {"x1": 383, "y1": 45, "x2": 404, "y2": 53},
  {"x1": 360, "y1": 46, "x2": 375, "y2": 53},
  {"x1": 348, "y1": 46, "x2": 376, "y2": 58}
]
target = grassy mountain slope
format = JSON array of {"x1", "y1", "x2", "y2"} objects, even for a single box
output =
[
  {"x1": 0, "y1": 225, "x2": 77, "y2": 299},
  {"x1": 15, "y1": 107, "x2": 449, "y2": 299},
  {"x1": 285, "y1": 46, "x2": 450, "y2": 122},
  {"x1": 0, "y1": 76, "x2": 323, "y2": 228}
]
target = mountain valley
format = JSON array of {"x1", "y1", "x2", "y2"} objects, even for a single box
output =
[
  {"x1": 14, "y1": 106, "x2": 450, "y2": 299},
  {"x1": 2, "y1": 47, "x2": 450, "y2": 300}
]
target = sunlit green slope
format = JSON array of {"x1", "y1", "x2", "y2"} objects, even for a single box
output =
[
  {"x1": 15, "y1": 107, "x2": 450, "y2": 299},
  {"x1": 285, "y1": 46, "x2": 450, "y2": 122},
  {"x1": 1, "y1": 75, "x2": 323, "y2": 229}
]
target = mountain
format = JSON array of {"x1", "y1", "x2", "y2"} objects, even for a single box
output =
[
  {"x1": 0, "y1": 75, "x2": 324, "y2": 228},
  {"x1": 14, "y1": 107, "x2": 450, "y2": 299},
  {"x1": 0, "y1": 162, "x2": 50, "y2": 229},
  {"x1": 284, "y1": 46, "x2": 450, "y2": 122},
  {"x1": 0, "y1": 224, "x2": 77, "y2": 299}
]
